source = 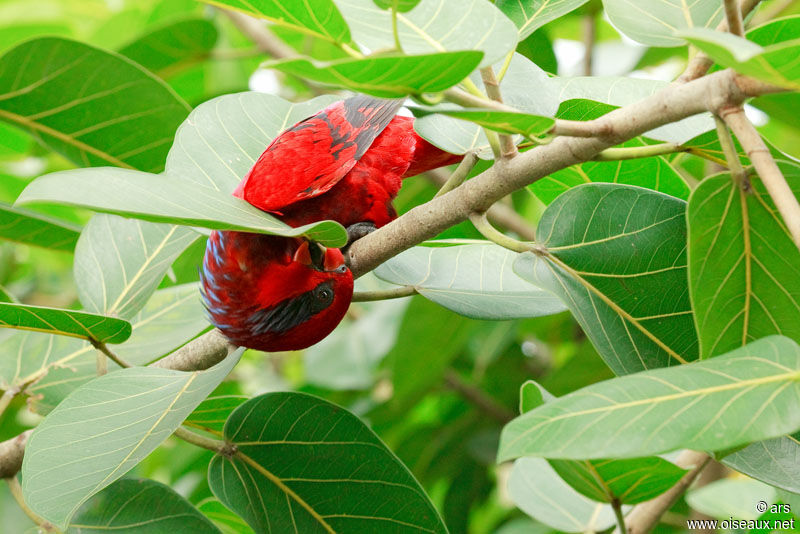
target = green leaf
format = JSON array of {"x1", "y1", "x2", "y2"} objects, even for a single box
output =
[
  {"x1": 0, "y1": 202, "x2": 80, "y2": 251},
  {"x1": 0, "y1": 37, "x2": 189, "y2": 172},
  {"x1": 0, "y1": 285, "x2": 13, "y2": 303},
  {"x1": 74, "y1": 215, "x2": 199, "y2": 320},
  {"x1": 508, "y1": 457, "x2": 619, "y2": 532},
  {"x1": 201, "y1": 0, "x2": 350, "y2": 44},
  {"x1": 604, "y1": 0, "x2": 724, "y2": 47},
  {"x1": 530, "y1": 138, "x2": 690, "y2": 204},
  {"x1": 67, "y1": 478, "x2": 221, "y2": 533},
  {"x1": 372, "y1": 0, "x2": 420, "y2": 12},
  {"x1": 549, "y1": 457, "x2": 687, "y2": 504},
  {"x1": 414, "y1": 53, "x2": 558, "y2": 157},
  {"x1": 22, "y1": 351, "x2": 240, "y2": 529},
  {"x1": 166, "y1": 93, "x2": 338, "y2": 193},
  {"x1": 497, "y1": 0, "x2": 590, "y2": 39},
  {"x1": 551, "y1": 76, "x2": 714, "y2": 143},
  {"x1": 411, "y1": 107, "x2": 555, "y2": 139},
  {"x1": 0, "y1": 302, "x2": 131, "y2": 343},
  {"x1": 682, "y1": 25, "x2": 800, "y2": 91},
  {"x1": 498, "y1": 336, "x2": 800, "y2": 461},
  {"x1": 519, "y1": 380, "x2": 554, "y2": 413},
  {"x1": 25, "y1": 283, "x2": 211, "y2": 414},
  {"x1": 184, "y1": 394, "x2": 248, "y2": 436},
  {"x1": 197, "y1": 498, "x2": 254, "y2": 534},
  {"x1": 264, "y1": 52, "x2": 484, "y2": 98},
  {"x1": 686, "y1": 478, "x2": 776, "y2": 521},
  {"x1": 118, "y1": 18, "x2": 218, "y2": 79},
  {"x1": 16, "y1": 168, "x2": 348, "y2": 247},
  {"x1": 514, "y1": 184, "x2": 697, "y2": 375},
  {"x1": 689, "y1": 166, "x2": 800, "y2": 358},
  {"x1": 208, "y1": 392, "x2": 447, "y2": 533},
  {"x1": 723, "y1": 433, "x2": 800, "y2": 494},
  {"x1": 374, "y1": 244, "x2": 566, "y2": 320},
  {"x1": 335, "y1": 0, "x2": 517, "y2": 67}
]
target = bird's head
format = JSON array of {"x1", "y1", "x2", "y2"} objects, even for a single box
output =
[{"x1": 201, "y1": 231, "x2": 353, "y2": 352}]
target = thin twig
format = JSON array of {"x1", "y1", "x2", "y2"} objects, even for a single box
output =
[
  {"x1": 618, "y1": 451, "x2": 711, "y2": 534},
  {"x1": 443, "y1": 369, "x2": 514, "y2": 423},
  {"x1": 678, "y1": 0, "x2": 762, "y2": 82},
  {"x1": 722, "y1": 105, "x2": 800, "y2": 250},
  {"x1": 443, "y1": 87, "x2": 517, "y2": 112},
  {"x1": 173, "y1": 426, "x2": 234, "y2": 455},
  {"x1": 612, "y1": 498, "x2": 627, "y2": 534},
  {"x1": 583, "y1": 11, "x2": 596, "y2": 76},
  {"x1": 352, "y1": 285, "x2": 417, "y2": 301},
  {"x1": 713, "y1": 115, "x2": 748, "y2": 187},
  {"x1": 594, "y1": 143, "x2": 686, "y2": 161},
  {"x1": 480, "y1": 66, "x2": 517, "y2": 158},
  {"x1": 724, "y1": 0, "x2": 745, "y2": 36},
  {"x1": 435, "y1": 152, "x2": 479, "y2": 197},
  {"x1": 469, "y1": 212, "x2": 537, "y2": 254}
]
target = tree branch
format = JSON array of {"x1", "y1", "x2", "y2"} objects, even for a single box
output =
[
  {"x1": 480, "y1": 66, "x2": 517, "y2": 158},
  {"x1": 151, "y1": 329, "x2": 237, "y2": 372},
  {"x1": 616, "y1": 450, "x2": 711, "y2": 534},
  {"x1": 0, "y1": 431, "x2": 30, "y2": 478},
  {"x1": 724, "y1": 0, "x2": 745, "y2": 37}
]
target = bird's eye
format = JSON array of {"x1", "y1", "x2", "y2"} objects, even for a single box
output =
[{"x1": 315, "y1": 286, "x2": 333, "y2": 302}]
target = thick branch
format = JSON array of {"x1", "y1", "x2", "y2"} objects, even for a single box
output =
[
  {"x1": 723, "y1": 106, "x2": 800, "y2": 249},
  {"x1": 348, "y1": 70, "x2": 774, "y2": 275},
  {"x1": 0, "y1": 431, "x2": 30, "y2": 479},
  {"x1": 151, "y1": 329, "x2": 237, "y2": 371},
  {"x1": 617, "y1": 450, "x2": 711, "y2": 534}
]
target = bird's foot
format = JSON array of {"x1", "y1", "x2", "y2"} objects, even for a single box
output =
[{"x1": 345, "y1": 222, "x2": 377, "y2": 245}]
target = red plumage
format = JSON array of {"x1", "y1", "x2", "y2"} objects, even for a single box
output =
[
  {"x1": 203, "y1": 94, "x2": 461, "y2": 352},
  {"x1": 234, "y1": 96, "x2": 462, "y2": 228}
]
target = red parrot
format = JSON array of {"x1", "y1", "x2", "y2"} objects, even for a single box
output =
[
  {"x1": 233, "y1": 95, "x2": 463, "y2": 230},
  {"x1": 202, "y1": 94, "x2": 461, "y2": 352},
  {"x1": 200, "y1": 231, "x2": 353, "y2": 352}
]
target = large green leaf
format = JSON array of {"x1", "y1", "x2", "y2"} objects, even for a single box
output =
[
  {"x1": 682, "y1": 23, "x2": 800, "y2": 92},
  {"x1": 0, "y1": 302, "x2": 131, "y2": 343},
  {"x1": 375, "y1": 244, "x2": 566, "y2": 319},
  {"x1": 686, "y1": 478, "x2": 776, "y2": 521},
  {"x1": 549, "y1": 457, "x2": 687, "y2": 505},
  {"x1": 22, "y1": 351, "x2": 240, "y2": 529},
  {"x1": 16, "y1": 168, "x2": 347, "y2": 246},
  {"x1": 74, "y1": 215, "x2": 199, "y2": 320},
  {"x1": 265, "y1": 52, "x2": 484, "y2": 98},
  {"x1": 208, "y1": 392, "x2": 447, "y2": 533},
  {"x1": 496, "y1": 0, "x2": 590, "y2": 40},
  {"x1": 335, "y1": 0, "x2": 517, "y2": 67},
  {"x1": 26, "y1": 283, "x2": 211, "y2": 414},
  {"x1": 508, "y1": 457, "x2": 618, "y2": 532},
  {"x1": 515, "y1": 184, "x2": 697, "y2": 375},
  {"x1": 603, "y1": 0, "x2": 723, "y2": 47},
  {"x1": 67, "y1": 478, "x2": 221, "y2": 533},
  {"x1": 0, "y1": 202, "x2": 80, "y2": 251},
  {"x1": 723, "y1": 433, "x2": 800, "y2": 494},
  {"x1": 531, "y1": 137, "x2": 690, "y2": 204},
  {"x1": 166, "y1": 93, "x2": 337, "y2": 192},
  {"x1": 118, "y1": 18, "x2": 218, "y2": 79},
  {"x1": 498, "y1": 336, "x2": 800, "y2": 461},
  {"x1": 0, "y1": 37, "x2": 189, "y2": 172},
  {"x1": 689, "y1": 168, "x2": 800, "y2": 358},
  {"x1": 202, "y1": 0, "x2": 350, "y2": 44},
  {"x1": 197, "y1": 498, "x2": 254, "y2": 534}
]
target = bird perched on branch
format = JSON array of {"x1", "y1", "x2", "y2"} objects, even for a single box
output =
[
  {"x1": 234, "y1": 94, "x2": 463, "y2": 232},
  {"x1": 202, "y1": 94, "x2": 462, "y2": 352}
]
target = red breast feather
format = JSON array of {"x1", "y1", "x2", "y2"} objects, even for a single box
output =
[{"x1": 201, "y1": 231, "x2": 353, "y2": 352}]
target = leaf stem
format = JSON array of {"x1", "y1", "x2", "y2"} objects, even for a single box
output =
[
  {"x1": 496, "y1": 50, "x2": 515, "y2": 82},
  {"x1": 469, "y1": 212, "x2": 536, "y2": 254},
  {"x1": 352, "y1": 285, "x2": 417, "y2": 301},
  {"x1": 95, "y1": 350, "x2": 107, "y2": 376},
  {"x1": 435, "y1": 151, "x2": 479, "y2": 197},
  {"x1": 90, "y1": 338, "x2": 132, "y2": 369},
  {"x1": 391, "y1": 0, "x2": 403, "y2": 51},
  {"x1": 6, "y1": 476, "x2": 58, "y2": 532},
  {"x1": 593, "y1": 143, "x2": 685, "y2": 161},
  {"x1": 173, "y1": 426, "x2": 233, "y2": 455},
  {"x1": 714, "y1": 115, "x2": 748, "y2": 188},
  {"x1": 612, "y1": 498, "x2": 627, "y2": 534}
]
